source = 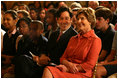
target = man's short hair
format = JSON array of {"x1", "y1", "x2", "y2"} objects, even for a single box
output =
[
  {"x1": 17, "y1": 10, "x2": 30, "y2": 17},
  {"x1": 16, "y1": 17, "x2": 32, "y2": 28},
  {"x1": 95, "y1": 7, "x2": 113, "y2": 23},
  {"x1": 56, "y1": 6, "x2": 72, "y2": 18},
  {"x1": 19, "y1": 4, "x2": 30, "y2": 12},
  {"x1": 47, "y1": 8, "x2": 57, "y2": 17},
  {"x1": 31, "y1": 20, "x2": 44, "y2": 31}
]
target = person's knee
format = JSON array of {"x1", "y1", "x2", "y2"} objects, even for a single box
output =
[
  {"x1": 42, "y1": 67, "x2": 52, "y2": 78},
  {"x1": 43, "y1": 67, "x2": 49, "y2": 72},
  {"x1": 96, "y1": 66, "x2": 102, "y2": 78},
  {"x1": 96, "y1": 66, "x2": 107, "y2": 78}
]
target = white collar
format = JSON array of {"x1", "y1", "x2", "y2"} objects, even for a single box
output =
[
  {"x1": 60, "y1": 26, "x2": 71, "y2": 34},
  {"x1": 7, "y1": 28, "x2": 17, "y2": 37}
]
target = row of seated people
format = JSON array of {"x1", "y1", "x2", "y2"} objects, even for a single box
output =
[
  {"x1": 1, "y1": 1, "x2": 117, "y2": 34},
  {"x1": 1, "y1": 6, "x2": 116, "y2": 78}
]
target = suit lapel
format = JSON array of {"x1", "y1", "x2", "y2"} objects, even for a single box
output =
[{"x1": 59, "y1": 27, "x2": 72, "y2": 41}]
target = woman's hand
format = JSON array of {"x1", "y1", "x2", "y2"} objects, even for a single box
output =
[
  {"x1": 62, "y1": 60, "x2": 78, "y2": 74},
  {"x1": 67, "y1": 62, "x2": 78, "y2": 73},
  {"x1": 56, "y1": 65, "x2": 69, "y2": 72}
]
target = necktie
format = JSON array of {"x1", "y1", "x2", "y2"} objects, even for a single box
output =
[{"x1": 57, "y1": 31, "x2": 63, "y2": 41}]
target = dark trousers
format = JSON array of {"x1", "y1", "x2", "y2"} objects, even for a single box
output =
[
  {"x1": 14, "y1": 55, "x2": 46, "y2": 78},
  {"x1": 103, "y1": 64, "x2": 117, "y2": 77}
]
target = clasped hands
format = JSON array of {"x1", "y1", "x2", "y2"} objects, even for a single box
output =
[{"x1": 56, "y1": 62, "x2": 85, "y2": 74}]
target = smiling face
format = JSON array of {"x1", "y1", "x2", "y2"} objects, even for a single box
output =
[
  {"x1": 76, "y1": 13, "x2": 91, "y2": 33},
  {"x1": 57, "y1": 11, "x2": 72, "y2": 31},
  {"x1": 3, "y1": 13, "x2": 17, "y2": 30}
]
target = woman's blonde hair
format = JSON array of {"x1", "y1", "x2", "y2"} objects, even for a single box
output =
[{"x1": 76, "y1": 8, "x2": 96, "y2": 29}]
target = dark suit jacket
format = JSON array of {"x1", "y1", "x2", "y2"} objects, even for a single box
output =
[{"x1": 47, "y1": 26, "x2": 78, "y2": 65}]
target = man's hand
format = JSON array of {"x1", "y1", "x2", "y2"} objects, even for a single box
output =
[
  {"x1": 33, "y1": 56, "x2": 40, "y2": 65},
  {"x1": 33, "y1": 54, "x2": 51, "y2": 66},
  {"x1": 39, "y1": 54, "x2": 51, "y2": 65}
]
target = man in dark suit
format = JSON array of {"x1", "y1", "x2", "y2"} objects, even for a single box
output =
[{"x1": 47, "y1": 6, "x2": 78, "y2": 65}]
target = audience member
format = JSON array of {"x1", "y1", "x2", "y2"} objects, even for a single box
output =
[
  {"x1": 45, "y1": 8, "x2": 58, "y2": 39},
  {"x1": 70, "y1": 2, "x2": 82, "y2": 9},
  {"x1": 30, "y1": 8, "x2": 38, "y2": 20},
  {"x1": 16, "y1": 17, "x2": 32, "y2": 52},
  {"x1": 34, "y1": 1, "x2": 41, "y2": 9},
  {"x1": 43, "y1": 1, "x2": 53, "y2": 11},
  {"x1": 1, "y1": 10, "x2": 20, "y2": 77},
  {"x1": 38, "y1": 8, "x2": 48, "y2": 32},
  {"x1": 11, "y1": 2, "x2": 19, "y2": 11},
  {"x1": 15, "y1": 20, "x2": 48, "y2": 78},
  {"x1": 110, "y1": 1, "x2": 117, "y2": 14},
  {"x1": 47, "y1": 2, "x2": 55, "y2": 10},
  {"x1": 96, "y1": 32, "x2": 117, "y2": 78},
  {"x1": 71, "y1": 8, "x2": 80, "y2": 30},
  {"x1": 18, "y1": 4, "x2": 30, "y2": 12},
  {"x1": 95, "y1": 7, "x2": 116, "y2": 62},
  {"x1": 28, "y1": 3, "x2": 35, "y2": 10},
  {"x1": 99, "y1": 1, "x2": 117, "y2": 25},
  {"x1": 88, "y1": 1, "x2": 99, "y2": 10},
  {"x1": 99, "y1": 1, "x2": 112, "y2": 9},
  {"x1": 110, "y1": 2, "x2": 117, "y2": 25},
  {"x1": 38, "y1": 8, "x2": 46, "y2": 22},
  {"x1": 56, "y1": 1, "x2": 68, "y2": 9}
]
